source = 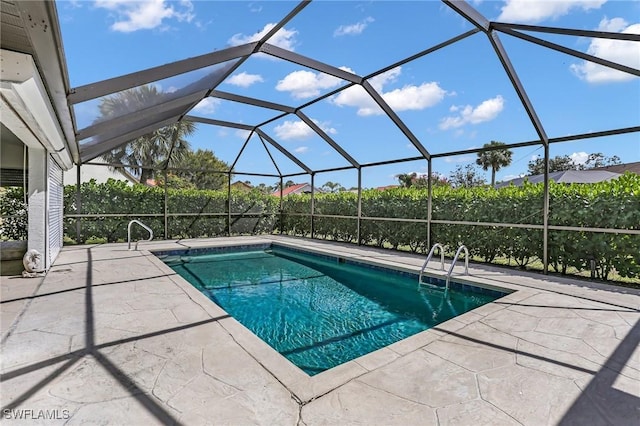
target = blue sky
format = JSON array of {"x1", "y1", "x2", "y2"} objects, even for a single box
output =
[{"x1": 58, "y1": 0, "x2": 640, "y2": 188}]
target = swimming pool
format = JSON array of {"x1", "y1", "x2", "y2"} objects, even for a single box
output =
[{"x1": 159, "y1": 244, "x2": 507, "y2": 376}]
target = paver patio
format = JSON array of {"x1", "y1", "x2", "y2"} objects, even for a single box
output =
[{"x1": 1, "y1": 236, "x2": 638, "y2": 425}]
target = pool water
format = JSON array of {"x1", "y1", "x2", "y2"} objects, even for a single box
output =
[{"x1": 162, "y1": 246, "x2": 504, "y2": 376}]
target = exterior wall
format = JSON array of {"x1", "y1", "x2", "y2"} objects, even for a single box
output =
[
  {"x1": 1, "y1": 127, "x2": 26, "y2": 170},
  {"x1": 63, "y1": 161, "x2": 134, "y2": 186}
]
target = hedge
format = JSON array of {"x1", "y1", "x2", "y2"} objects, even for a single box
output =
[{"x1": 60, "y1": 174, "x2": 639, "y2": 281}]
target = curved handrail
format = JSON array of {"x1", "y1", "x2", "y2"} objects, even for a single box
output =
[
  {"x1": 128, "y1": 220, "x2": 153, "y2": 250},
  {"x1": 418, "y1": 243, "x2": 445, "y2": 286},
  {"x1": 445, "y1": 245, "x2": 469, "y2": 290}
]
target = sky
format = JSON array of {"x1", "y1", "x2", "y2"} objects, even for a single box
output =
[{"x1": 57, "y1": 0, "x2": 640, "y2": 189}]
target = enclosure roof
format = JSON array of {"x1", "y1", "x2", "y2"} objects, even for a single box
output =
[{"x1": 14, "y1": 0, "x2": 640, "y2": 177}]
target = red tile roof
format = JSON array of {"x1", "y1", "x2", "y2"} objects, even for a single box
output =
[{"x1": 272, "y1": 183, "x2": 309, "y2": 197}]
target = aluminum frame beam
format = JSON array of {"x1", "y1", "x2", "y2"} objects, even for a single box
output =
[
  {"x1": 492, "y1": 22, "x2": 640, "y2": 42},
  {"x1": 259, "y1": 43, "x2": 362, "y2": 84},
  {"x1": 68, "y1": 42, "x2": 258, "y2": 104},
  {"x1": 209, "y1": 90, "x2": 295, "y2": 113},
  {"x1": 443, "y1": 0, "x2": 491, "y2": 32},
  {"x1": 497, "y1": 27, "x2": 640, "y2": 78},
  {"x1": 361, "y1": 80, "x2": 431, "y2": 160},
  {"x1": 295, "y1": 110, "x2": 359, "y2": 168},
  {"x1": 77, "y1": 91, "x2": 206, "y2": 141},
  {"x1": 489, "y1": 31, "x2": 549, "y2": 146},
  {"x1": 186, "y1": 115, "x2": 254, "y2": 131},
  {"x1": 255, "y1": 129, "x2": 312, "y2": 174},
  {"x1": 258, "y1": 134, "x2": 282, "y2": 176},
  {"x1": 230, "y1": 132, "x2": 255, "y2": 171},
  {"x1": 80, "y1": 116, "x2": 177, "y2": 162}
]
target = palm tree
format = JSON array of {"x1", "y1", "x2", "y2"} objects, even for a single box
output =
[
  {"x1": 97, "y1": 85, "x2": 195, "y2": 184},
  {"x1": 475, "y1": 141, "x2": 513, "y2": 187}
]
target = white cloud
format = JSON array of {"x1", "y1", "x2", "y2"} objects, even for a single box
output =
[
  {"x1": 332, "y1": 67, "x2": 447, "y2": 116},
  {"x1": 95, "y1": 0, "x2": 195, "y2": 32},
  {"x1": 570, "y1": 151, "x2": 589, "y2": 165},
  {"x1": 570, "y1": 18, "x2": 640, "y2": 83},
  {"x1": 294, "y1": 146, "x2": 309, "y2": 153},
  {"x1": 235, "y1": 129, "x2": 252, "y2": 139},
  {"x1": 439, "y1": 95, "x2": 505, "y2": 130},
  {"x1": 192, "y1": 97, "x2": 219, "y2": 114},
  {"x1": 334, "y1": 17, "x2": 374, "y2": 36},
  {"x1": 248, "y1": 3, "x2": 262, "y2": 13},
  {"x1": 444, "y1": 155, "x2": 474, "y2": 163},
  {"x1": 274, "y1": 119, "x2": 336, "y2": 141},
  {"x1": 226, "y1": 72, "x2": 264, "y2": 88},
  {"x1": 275, "y1": 68, "x2": 352, "y2": 99},
  {"x1": 228, "y1": 23, "x2": 297, "y2": 51},
  {"x1": 497, "y1": 0, "x2": 606, "y2": 24}
]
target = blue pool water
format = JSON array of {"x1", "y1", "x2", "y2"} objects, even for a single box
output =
[{"x1": 160, "y1": 245, "x2": 505, "y2": 376}]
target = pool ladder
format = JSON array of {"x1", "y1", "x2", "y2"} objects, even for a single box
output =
[
  {"x1": 419, "y1": 244, "x2": 469, "y2": 290},
  {"x1": 128, "y1": 220, "x2": 153, "y2": 250}
]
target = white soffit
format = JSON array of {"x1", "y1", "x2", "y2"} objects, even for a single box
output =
[{"x1": 0, "y1": 49, "x2": 72, "y2": 169}]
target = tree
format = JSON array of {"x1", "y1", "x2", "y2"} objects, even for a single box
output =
[
  {"x1": 449, "y1": 164, "x2": 486, "y2": 188},
  {"x1": 527, "y1": 155, "x2": 575, "y2": 175},
  {"x1": 172, "y1": 149, "x2": 230, "y2": 190},
  {"x1": 322, "y1": 181, "x2": 345, "y2": 193},
  {"x1": 396, "y1": 172, "x2": 417, "y2": 188},
  {"x1": 583, "y1": 153, "x2": 621, "y2": 169},
  {"x1": 396, "y1": 172, "x2": 449, "y2": 188},
  {"x1": 476, "y1": 141, "x2": 513, "y2": 187},
  {"x1": 527, "y1": 152, "x2": 622, "y2": 175},
  {"x1": 98, "y1": 85, "x2": 196, "y2": 184},
  {"x1": 254, "y1": 183, "x2": 275, "y2": 194}
]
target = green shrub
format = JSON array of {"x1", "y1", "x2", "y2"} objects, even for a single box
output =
[
  {"x1": 63, "y1": 173, "x2": 640, "y2": 280},
  {"x1": 0, "y1": 187, "x2": 27, "y2": 241}
]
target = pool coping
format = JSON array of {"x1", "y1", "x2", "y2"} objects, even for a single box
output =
[{"x1": 145, "y1": 238, "x2": 521, "y2": 403}]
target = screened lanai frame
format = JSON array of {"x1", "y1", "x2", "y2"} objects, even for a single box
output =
[{"x1": 64, "y1": 0, "x2": 640, "y2": 273}]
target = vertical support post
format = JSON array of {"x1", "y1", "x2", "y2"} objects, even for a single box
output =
[
  {"x1": 357, "y1": 167, "x2": 362, "y2": 246},
  {"x1": 163, "y1": 169, "x2": 168, "y2": 239},
  {"x1": 75, "y1": 163, "x2": 81, "y2": 244},
  {"x1": 310, "y1": 173, "x2": 315, "y2": 239},
  {"x1": 279, "y1": 176, "x2": 284, "y2": 235},
  {"x1": 227, "y1": 172, "x2": 232, "y2": 236},
  {"x1": 543, "y1": 144, "x2": 550, "y2": 274},
  {"x1": 427, "y1": 159, "x2": 433, "y2": 252}
]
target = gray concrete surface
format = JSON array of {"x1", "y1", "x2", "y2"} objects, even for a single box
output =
[{"x1": 1, "y1": 236, "x2": 638, "y2": 425}]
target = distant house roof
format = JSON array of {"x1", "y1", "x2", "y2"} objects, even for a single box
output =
[
  {"x1": 376, "y1": 185, "x2": 400, "y2": 191},
  {"x1": 496, "y1": 170, "x2": 622, "y2": 188},
  {"x1": 590, "y1": 161, "x2": 640, "y2": 175},
  {"x1": 272, "y1": 183, "x2": 324, "y2": 196},
  {"x1": 231, "y1": 181, "x2": 253, "y2": 191}
]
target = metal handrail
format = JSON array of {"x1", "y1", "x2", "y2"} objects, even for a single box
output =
[
  {"x1": 446, "y1": 245, "x2": 469, "y2": 290},
  {"x1": 128, "y1": 220, "x2": 153, "y2": 250},
  {"x1": 418, "y1": 243, "x2": 445, "y2": 286}
]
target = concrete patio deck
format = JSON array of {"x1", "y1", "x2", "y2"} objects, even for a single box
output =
[{"x1": 1, "y1": 236, "x2": 639, "y2": 425}]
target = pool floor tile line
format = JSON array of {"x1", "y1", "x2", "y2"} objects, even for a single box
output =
[{"x1": 1, "y1": 235, "x2": 639, "y2": 425}]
